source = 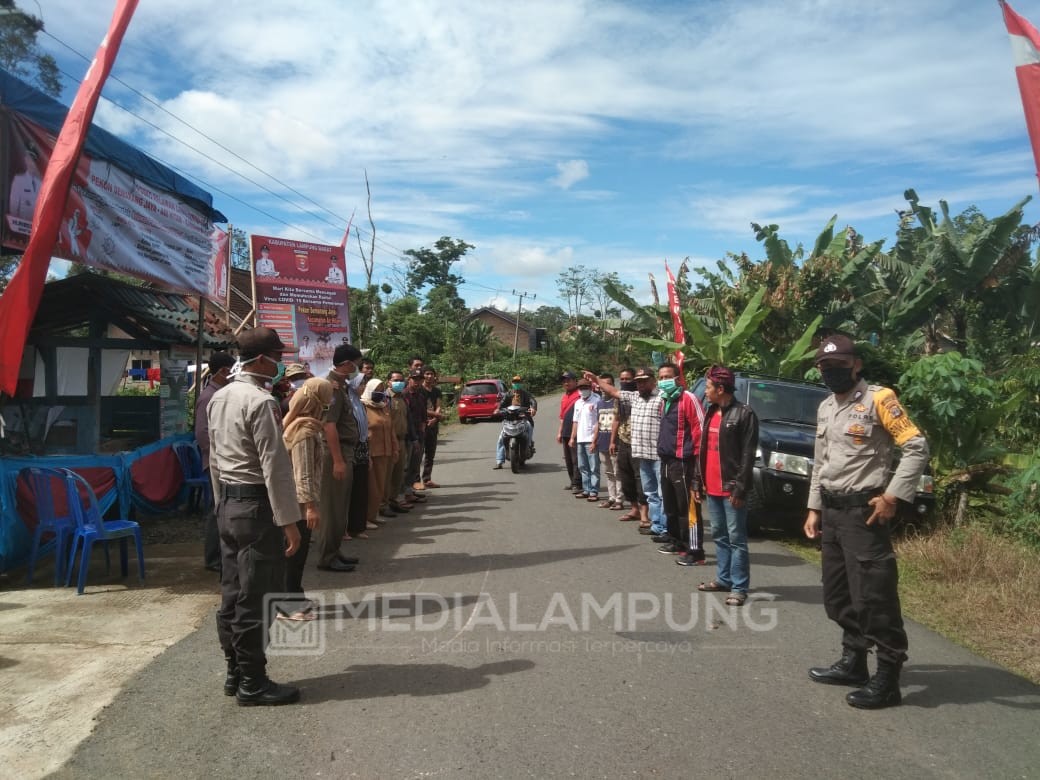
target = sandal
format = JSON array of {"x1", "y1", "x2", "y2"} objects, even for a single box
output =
[
  {"x1": 618, "y1": 512, "x2": 639, "y2": 522},
  {"x1": 599, "y1": 500, "x2": 613, "y2": 508},
  {"x1": 610, "y1": 503, "x2": 626, "y2": 511},
  {"x1": 725, "y1": 592, "x2": 747, "y2": 606},
  {"x1": 698, "y1": 581, "x2": 731, "y2": 592},
  {"x1": 587, "y1": 495, "x2": 599, "y2": 502}
]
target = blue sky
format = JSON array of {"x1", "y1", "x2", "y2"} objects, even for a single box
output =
[{"x1": 32, "y1": 0, "x2": 1040, "y2": 314}]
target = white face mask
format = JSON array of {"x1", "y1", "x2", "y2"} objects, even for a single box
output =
[{"x1": 579, "y1": 389, "x2": 592, "y2": 399}]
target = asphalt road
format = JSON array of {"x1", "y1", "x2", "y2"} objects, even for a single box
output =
[{"x1": 54, "y1": 407, "x2": 1040, "y2": 779}]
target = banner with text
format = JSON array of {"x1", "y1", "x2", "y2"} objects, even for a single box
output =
[
  {"x1": 250, "y1": 234, "x2": 351, "y2": 378},
  {"x1": 2, "y1": 111, "x2": 225, "y2": 299}
]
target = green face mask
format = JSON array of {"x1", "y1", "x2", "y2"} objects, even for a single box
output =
[
  {"x1": 657, "y1": 378, "x2": 677, "y2": 393},
  {"x1": 512, "y1": 383, "x2": 522, "y2": 390}
]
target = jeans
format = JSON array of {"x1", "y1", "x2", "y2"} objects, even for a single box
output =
[
  {"x1": 497, "y1": 420, "x2": 533, "y2": 464},
  {"x1": 705, "y1": 494, "x2": 750, "y2": 593},
  {"x1": 638, "y1": 458, "x2": 664, "y2": 534},
  {"x1": 576, "y1": 442, "x2": 601, "y2": 496}
]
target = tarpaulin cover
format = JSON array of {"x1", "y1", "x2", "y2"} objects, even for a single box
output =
[{"x1": 0, "y1": 433, "x2": 193, "y2": 572}]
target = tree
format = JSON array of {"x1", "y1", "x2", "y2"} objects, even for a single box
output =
[
  {"x1": 0, "y1": 1, "x2": 61, "y2": 97},
  {"x1": 556, "y1": 265, "x2": 593, "y2": 323},
  {"x1": 591, "y1": 271, "x2": 628, "y2": 336},
  {"x1": 404, "y1": 237, "x2": 472, "y2": 298}
]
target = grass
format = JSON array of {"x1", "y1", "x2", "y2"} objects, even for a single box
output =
[
  {"x1": 896, "y1": 525, "x2": 1040, "y2": 685},
  {"x1": 779, "y1": 524, "x2": 1040, "y2": 685}
]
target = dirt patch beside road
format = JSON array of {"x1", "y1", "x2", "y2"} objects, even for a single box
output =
[{"x1": 0, "y1": 534, "x2": 218, "y2": 780}]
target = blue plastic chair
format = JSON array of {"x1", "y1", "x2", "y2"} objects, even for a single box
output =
[
  {"x1": 173, "y1": 441, "x2": 212, "y2": 513},
  {"x1": 62, "y1": 469, "x2": 145, "y2": 595},
  {"x1": 24, "y1": 466, "x2": 78, "y2": 587}
]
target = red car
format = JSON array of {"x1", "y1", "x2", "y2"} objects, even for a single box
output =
[{"x1": 457, "y1": 378, "x2": 507, "y2": 423}]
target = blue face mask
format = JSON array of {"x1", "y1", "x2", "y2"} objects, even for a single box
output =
[{"x1": 391, "y1": 381, "x2": 406, "y2": 394}]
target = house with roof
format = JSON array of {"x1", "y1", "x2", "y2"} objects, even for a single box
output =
[{"x1": 466, "y1": 307, "x2": 547, "y2": 352}]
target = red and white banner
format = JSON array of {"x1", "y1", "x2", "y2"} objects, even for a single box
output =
[
  {"x1": 0, "y1": 0, "x2": 140, "y2": 397},
  {"x1": 1, "y1": 111, "x2": 226, "y2": 299},
  {"x1": 250, "y1": 234, "x2": 352, "y2": 378},
  {"x1": 1003, "y1": 0, "x2": 1040, "y2": 184},
  {"x1": 665, "y1": 261, "x2": 686, "y2": 386}
]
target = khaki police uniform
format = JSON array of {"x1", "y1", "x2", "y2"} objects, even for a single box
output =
[
  {"x1": 808, "y1": 378, "x2": 929, "y2": 665},
  {"x1": 207, "y1": 373, "x2": 299, "y2": 681},
  {"x1": 316, "y1": 370, "x2": 359, "y2": 566}
]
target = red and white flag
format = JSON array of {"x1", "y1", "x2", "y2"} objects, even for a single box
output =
[
  {"x1": 665, "y1": 261, "x2": 686, "y2": 387},
  {"x1": 1002, "y1": 0, "x2": 1040, "y2": 184},
  {"x1": 0, "y1": 0, "x2": 140, "y2": 396}
]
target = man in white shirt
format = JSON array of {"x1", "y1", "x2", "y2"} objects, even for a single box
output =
[
  {"x1": 256, "y1": 245, "x2": 278, "y2": 277},
  {"x1": 568, "y1": 377, "x2": 602, "y2": 501},
  {"x1": 325, "y1": 255, "x2": 345, "y2": 285}
]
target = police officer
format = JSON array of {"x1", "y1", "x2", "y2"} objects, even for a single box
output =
[
  {"x1": 207, "y1": 327, "x2": 302, "y2": 706},
  {"x1": 804, "y1": 334, "x2": 929, "y2": 709}
]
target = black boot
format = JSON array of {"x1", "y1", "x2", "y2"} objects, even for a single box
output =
[
  {"x1": 808, "y1": 647, "x2": 869, "y2": 686},
  {"x1": 223, "y1": 660, "x2": 240, "y2": 697},
  {"x1": 236, "y1": 675, "x2": 301, "y2": 707},
  {"x1": 846, "y1": 659, "x2": 902, "y2": 709}
]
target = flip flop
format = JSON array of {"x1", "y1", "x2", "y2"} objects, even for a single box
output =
[
  {"x1": 725, "y1": 593, "x2": 747, "y2": 606},
  {"x1": 698, "y1": 581, "x2": 731, "y2": 592}
]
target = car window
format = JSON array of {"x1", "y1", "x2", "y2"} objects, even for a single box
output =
[
  {"x1": 745, "y1": 381, "x2": 827, "y2": 425},
  {"x1": 463, "y1": 382, "x2": 500, "y2": 396}
]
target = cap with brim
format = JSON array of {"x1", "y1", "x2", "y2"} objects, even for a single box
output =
[
  {"x1": 283, "y1": 363, "x2": 310, "y2": 381},
  {"x1": 633, "y1": 368, "x2": 654, "y2": 380},
  {"x1": 237, "y1": 327, "x2": 286, "y2": 358},
  {"x1": 815, "y1": 334, "x2": 857, "y2": 362},
  {"x1": 560, "y1": 371, "x2": 576, "y2": 380}
]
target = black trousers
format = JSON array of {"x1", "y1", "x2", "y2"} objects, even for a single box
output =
[
  {"x1": 821, "y1": 503, "x2": 908, "y2": 665},
  {"x1": 347, "y1": 461, "x2": 370, "y2": 537},
  {"x1": 216, "y1": 494, "x2": 286, "y2": 680},
  {"x1": 661, "y1": 456, "x2": 703, "y2": 553},
  {"x1": 563, "y1": 441, "x2": 581, "y2": 489},
  {"x1": 202, "y1": 468, "x2": 221, "y2": 570},
  {"x1": 421, "y1": 423, "x2": 439, "y2": 482},
  {"x1": 616, "y1": 440, "x2": 643, "y2": 506},
  {"x1": 284, "y1": 518, "x2": 311, "y2": 602}
]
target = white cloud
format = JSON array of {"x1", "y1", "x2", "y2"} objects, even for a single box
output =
[{"x1": 550, "y1": 160, "x2": 590, "y2": 190}]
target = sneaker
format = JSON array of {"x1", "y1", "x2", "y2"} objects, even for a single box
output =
[
  {"x1": 637, "y1": 526, "x2": 653, "y2": 535},
  {"x1": 650, "y1": 533, "x2": 672, "y2": 543},
  {"x1": 657, "y1": 542, "x2": 683, "y2": 554},
  {"x1": 676, "y1": 552, "x2": 707, "y2": 566},
  {"x1": 494, "y1": 462, "x2": 504, "y2": 470}
]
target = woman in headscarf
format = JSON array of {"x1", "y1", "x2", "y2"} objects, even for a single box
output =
[
  {"x1": 361, "y1": 377, "x2": 399, "y2": 528},
  {"x1": 280, "y1": 376, "x2": 333, "y2": 620}
]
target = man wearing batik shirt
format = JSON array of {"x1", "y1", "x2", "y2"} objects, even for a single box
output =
[{"x1": 591, "y1": 367, "x2": 665, "y2": 536}]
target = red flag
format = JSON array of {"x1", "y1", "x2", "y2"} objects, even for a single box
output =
[
  {"x1": 1003, "y1": 1, "x2": 1040, "y2": 184},
  {"x1": 0, "y1": 0, "x2": 140, "y2": 396},
  {"x1": 665, "y1": 261, "x2": 686, "y2": 387},
  {"x1": 338, "y1": 208, "x2": 356, "y2": 254}
]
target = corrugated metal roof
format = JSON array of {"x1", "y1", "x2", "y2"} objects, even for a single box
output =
[{"x1": 28, "y1": 273, "x2": 235, "y2": 347}]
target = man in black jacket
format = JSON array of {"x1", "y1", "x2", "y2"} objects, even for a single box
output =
[{"x1": 694, "y1": 365, "x2": 759, "y2": 605}]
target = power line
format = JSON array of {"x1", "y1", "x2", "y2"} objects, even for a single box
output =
[{"x1": 39, "y1": 28, "x2": 416, "y2": 261}]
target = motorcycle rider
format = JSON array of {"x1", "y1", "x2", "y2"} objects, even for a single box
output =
[{"x1": 494, "y1": 375, "x2": 538, "y2": 469}]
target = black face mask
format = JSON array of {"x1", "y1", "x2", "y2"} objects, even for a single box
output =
[
  {"x1": 620, "y1": 381, "x2": 637, "y2": 392},
  {"x1": 820, "y1": 366, "x2": 857, "y2": 394}
]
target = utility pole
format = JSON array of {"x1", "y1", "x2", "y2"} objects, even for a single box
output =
[{"x1": 511, "y1": 289, "x2": 535, "y2": 360}]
